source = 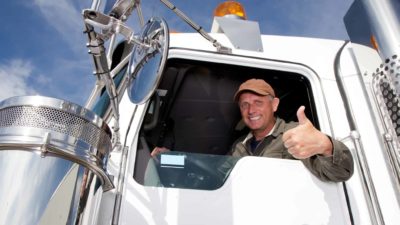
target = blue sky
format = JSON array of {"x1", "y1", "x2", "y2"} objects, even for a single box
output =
[{"x1": 0, "y1": 0, "x2": 352, "y2": 106}]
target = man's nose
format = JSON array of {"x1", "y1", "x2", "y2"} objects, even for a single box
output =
[{"x1": 248, "y1": 104, "x2": 256, "y2": 114}]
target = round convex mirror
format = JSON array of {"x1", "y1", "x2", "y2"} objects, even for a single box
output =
[{"x1": 127, "y1": 17, "x2": 169, "y2": 104}]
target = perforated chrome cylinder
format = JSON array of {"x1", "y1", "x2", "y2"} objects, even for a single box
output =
[{"x1": 0, "y1": 96, "x2": 114, "y2": 225}]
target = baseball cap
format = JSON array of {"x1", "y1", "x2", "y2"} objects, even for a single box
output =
[{"x1": 234, "y1": 79, "x2": 275, "y2": 101}]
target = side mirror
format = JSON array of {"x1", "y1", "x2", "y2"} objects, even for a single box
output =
[{"x1": 127, "y1": 17, "x2": 169, "y2": 104}]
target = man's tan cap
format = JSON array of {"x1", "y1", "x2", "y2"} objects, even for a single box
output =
[{"x1": 234, "y1": 79, "x2": 275, "y2": 101}]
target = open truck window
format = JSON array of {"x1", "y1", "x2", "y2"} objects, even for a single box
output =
[{"x1": 133, "y1": 58, "x2": 318, "y2": 190}]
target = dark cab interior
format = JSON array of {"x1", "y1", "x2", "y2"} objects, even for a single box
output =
[{"x1": 140, "y1": 58, "x2": 318, "y2": 156}]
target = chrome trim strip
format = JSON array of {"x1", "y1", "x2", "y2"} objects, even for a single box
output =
[{"x1": 334, "y1": 41, "x2": 385, "y2": 225}]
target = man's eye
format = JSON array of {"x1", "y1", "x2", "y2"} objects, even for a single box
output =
[
  {"x1": 240, "y1": 103, "x2": 249, "y2": 109},
  {"x1": 255, "y1": 101, "x2": 264, "y2": 107}
]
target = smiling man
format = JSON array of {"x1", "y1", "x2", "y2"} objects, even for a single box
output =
[{"x1": 231, "y1": 79, "x2": 354, "y2": 182}]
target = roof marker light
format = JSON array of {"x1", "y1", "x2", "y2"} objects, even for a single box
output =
[
  {"x1": 213, "y1": 1, "x2": 247, "y2": 20},
  {"x1": 370, "y1": 35, "x2": 379, "y2": 52}
]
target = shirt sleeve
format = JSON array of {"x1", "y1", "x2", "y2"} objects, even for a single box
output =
[{"x1": 301, "y1": 137, "x2": 354, "y2": 182}]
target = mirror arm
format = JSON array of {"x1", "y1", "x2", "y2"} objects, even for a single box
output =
[
  {"x1": 136, "y1": 3, "x2": 145, "y2": 27},
  {"x1": 83, "y1": 9, "x2": 149, "y2": 48},
  {"x1": 82, "y1": 7, "x2": 152, "y2": 147},
  {"x1": 83, "y1": 21, "x2": 121, "y2": 147},
  {"x1": 109, "y1": 0, "x2": 139, "y2": 21}
]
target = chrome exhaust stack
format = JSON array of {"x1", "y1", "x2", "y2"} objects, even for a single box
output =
[{"x1": 0, "y1": 96, "x2": 114, "y2": 225}]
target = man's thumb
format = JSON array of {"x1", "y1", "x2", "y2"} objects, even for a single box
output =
[{"x1": 296, "y1": 106, "x2": 308, "y2": 125}]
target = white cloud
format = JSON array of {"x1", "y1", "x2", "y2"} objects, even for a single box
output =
[
  {"x1": 0, "y1": 59, "x2": 37, "y2": 101},
  {"x1": 33, "y1": 0, "x2": 87, "y2": 53},
  {"x1": 34, "y1": 73, "x2": 52, "y2": 86},
  {"x1": 28, "y1": 0, "x2": 96, "y2": 104}
]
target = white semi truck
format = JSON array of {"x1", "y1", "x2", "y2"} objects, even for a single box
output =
[{"x1": 0, "y1": 0, "x2": 399, "y2": 224}]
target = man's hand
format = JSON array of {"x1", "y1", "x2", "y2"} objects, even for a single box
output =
[
  {"x1": 151, "y1": 146, "x2": 170, "y2": 157},
  {"x1": 282, "y1": 106, "x2": 333, "y2": 159}
]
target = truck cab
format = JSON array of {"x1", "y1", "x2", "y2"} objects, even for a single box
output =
[{"x1": 90, "y1": 2, "x2": 400, "y2": 223}]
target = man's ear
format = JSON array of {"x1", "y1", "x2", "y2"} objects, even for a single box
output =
[{"x1": 272, "y1": 97, "x2": 280, "y2": 112}]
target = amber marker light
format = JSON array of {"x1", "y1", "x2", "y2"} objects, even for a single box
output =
[
  {"x1": 370, "y1": 35, "x2": 379, "y2": 52},
  {"x1": 213, "y1": 1, "x2": 247, "y2": 20}
]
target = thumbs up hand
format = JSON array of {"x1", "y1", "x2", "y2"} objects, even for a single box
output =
[{"x1": 282, "y1": 106, "x2": 333, "y2": 159}]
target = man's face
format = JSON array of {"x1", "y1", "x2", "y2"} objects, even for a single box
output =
[{"x1": 238, "y1": 92, "x2": 279, "y2": 136}]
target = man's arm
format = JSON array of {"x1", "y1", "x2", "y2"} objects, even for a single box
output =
[
  {"x1": 301, "y1": 139, "x2": 354, "y2": 182},
  {"x1": 282, "y1": 106, "x2": 354, "y2": 182}
]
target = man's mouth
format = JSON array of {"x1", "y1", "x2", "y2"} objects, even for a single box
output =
[{"x1": 249, "y1": 115, "x2": 261, "y2": 121}]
